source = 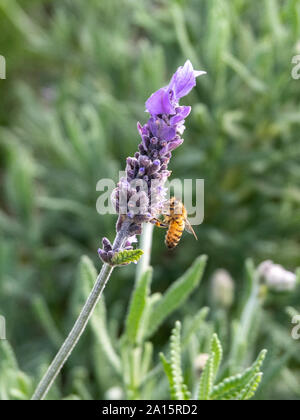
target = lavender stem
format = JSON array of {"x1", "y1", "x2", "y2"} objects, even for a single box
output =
[{"x1": 31, "y1": 220, "x2": 131, "y2": 400}]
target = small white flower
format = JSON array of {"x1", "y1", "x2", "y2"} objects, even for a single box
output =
[{"x1": 258, "y1": 260, "x2": 297, "y2": 292}]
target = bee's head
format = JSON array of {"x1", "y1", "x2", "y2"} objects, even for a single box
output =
[{"x1": 172, "y1": 197, "x2": 183, "y2": 208}]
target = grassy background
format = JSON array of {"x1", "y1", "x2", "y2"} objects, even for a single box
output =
[{"x1": 0, "y1": 0, "x2": 300, "y2": 399}]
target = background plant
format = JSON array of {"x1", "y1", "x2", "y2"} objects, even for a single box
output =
[
  {"x1": 161, "y1": 322, "x2": 266, "y2": 400},
  {"x1": 0, "y1": 0, "x2": 300, "y2": 400}
]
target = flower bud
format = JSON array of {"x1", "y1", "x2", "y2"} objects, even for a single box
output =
[
  {"x1": 211, "y1": 269, "x2": 235, "y2": 308},
  {"x1": 194, "y1": 353, "x2": 210, "y2": 376}
]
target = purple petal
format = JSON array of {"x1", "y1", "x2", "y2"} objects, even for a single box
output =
[
  {"x1": 129, "y1": 224, "x2": 143, "y2": 235},
  {"x1": 98, "y1": 248, "x2": 109, "y2": 263},
  {"x1": 137, "y1": 122, "x2": 143, "y2": 136},
  {"x1": 176, "y1": 122, "x2": 186, "y2": 135},
  {"x1": 148, "y1": 160, "x2": 161, "y2": 175},
  {"x1": 169, "y1": 60, "x2": 206, "y2": 99},
  {"x1": 159, "y1": 124, "x2": 176, "y2": 141},
  {"x1": 107, "y1": 251, "x2": 114, "y2": 260},
  {"x1": 148, "y1": 118, "x2": 176, "y2": 141},
  {"x1": 194, "y1": 69, "x2": 207, "y2": 77},
  {"x1": 124, "y1": 234, "x2": 138, "y2": 249},
  {"x1": 167, "y1": 138, "x2": 184, "y2": 152},
  {"x1": 137, "y1": 122, "x2": 148, "y2": 137},
  {"x1": 139, "y1": 155, "x2": 150, "y2": 167},
  {"x1": 170, "y1": 106, "x2": 191, "y2": 125},
  {"x1": 102, "y1": 237, "x2": 112, "y2": 251},
  {"x1": 145, "y1": 87, "x2": 176, "y2": 116}
]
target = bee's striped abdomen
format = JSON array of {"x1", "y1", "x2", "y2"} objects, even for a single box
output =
[{"x1": 165, "y1": 219, "x2": 185, "y2": 249}]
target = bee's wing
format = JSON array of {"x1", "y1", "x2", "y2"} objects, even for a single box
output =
[{"x1": 185, "y1": 219, "x2": 198, "y2": 240}]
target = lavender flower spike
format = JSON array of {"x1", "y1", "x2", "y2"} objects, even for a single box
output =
[{"x1": 98, "y1": 60, "x2": 206, "y2": 265}]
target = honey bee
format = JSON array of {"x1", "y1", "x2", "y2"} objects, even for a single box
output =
[{"x1": 152, "y1": 197, "x2": 198, "y2": 249}]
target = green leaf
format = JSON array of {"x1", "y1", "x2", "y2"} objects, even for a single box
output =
[
  {"x1": 169, "y1": 322, "x2": 190, "y2": 400},
  {"x1": 182, "y1": 307, "x2": 210, "y2": 348},
  {"x1": 79, "y1": 256, "x2": 121, "y2": 374},
  {"x1": 236, "y1": 373, "x2": 263, "y2": 400},
  {"x1": 80, "y1": 255, "x2": 98, "y2": 290},
  {"x1": 229, "y1": 259, "x2": 260, "y2": 374},
  {"x1": 140, "y1": 342, "x2": 153, "y2": 379},
  {"x1": 145, "y1": 255, "x2": 207, "y2": 338},
  {"x1": 160, "y1": 321, "x2": 191, "y2": 400},
  {"x1": 198, "y1": 334, "x2": 223, "y2": 400},
  {"x1": 211, "y1": 334, "x2": 223, "y2": 380},
  {"x1": 211, "y1": 349, "x2": 267, "y2": 400},
  {"x1": 160, "y1": 353, "x2": 175, "y2": 397},
  {"x1": 90, "y1": 299, "x2": 121, "y2": 375},
  {"x1": 0, "y1": 340, "x2": 18, "y2": 371},
  {"x1": 171, "y1": 4, "x2": 201, "y2": 69},
  {"x1": 32, "y1": 295, "x2": 63, "y2": 348},
  {"x1": 223, "y1": 52, "x2": 267, "y2": 93},
  {"x1": 137, "y1": 293, "x2": 162, "y2": 344},
  {"x1": 0, "y1": 341, "x2": 34, "y2": 400},
  {"x1": 124, "y1": 268, "x2": 152, "y2": 345},
  {"x1": 111, "y1": 249, "x2": 144, "y2": 266},
  {"x1": 198, "y1": 353, "x2": 215, "y2": 400}
]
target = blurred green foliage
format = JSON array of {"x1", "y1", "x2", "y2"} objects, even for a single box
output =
[{"x1": 0, "y1": 0, "x2": 300, "y2": 400}]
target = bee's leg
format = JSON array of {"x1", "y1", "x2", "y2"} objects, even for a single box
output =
[{"x1": 150, "y1": 218, "x2": 168, "y2": 228}]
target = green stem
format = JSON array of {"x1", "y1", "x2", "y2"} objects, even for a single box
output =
[
  {"x1": 31, "y1": 220, "x2": 131, "y2": 400},
  {"x1": 229, "y1": 263, "x2": 260, "y2": 374},
  {"x1": 135, "y1": 223, "x2": 154, "y2": 283}
]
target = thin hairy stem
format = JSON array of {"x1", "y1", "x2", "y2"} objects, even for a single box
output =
[{"x1": 31, "y1": 220, "x2": 131, "y2": 400}]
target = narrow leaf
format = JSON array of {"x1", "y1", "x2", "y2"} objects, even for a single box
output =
[
  {"x1": 198, "y1": 333, "x2": 223, "y2": 400},
  {"x1": 146, "y1": 255, "x2": 207, "y2": 338},
  {"x1": 198, "y1": 352, "x2": 215, "y2": 400},
  {"x1": 236, "y1": 373, "x2": 263, "y2": 401},
  {"x1": 169, "y1": 322, "x2": 190, "y2": 400},
  {"x1": 160, "y1": 321, "x2": 190, "y2": 400},
  {"x1": 160, "y1": 353, "x2": 176, "y2": 399},
  {"x1": 124, "y1": 268, "x2": 152, "y2": 345},
  {"x1": 211, "y1": 349, "x2": 267, "y2": 400},
  {"x1": 182, "y1": 307, "x2": 210, "y2": 348},
  {"x1": 211, "y1": 334, "x2": 223, "y2": 380},
  {"x1": 79, "y1": 256, "x2": 121, "y2": 373}
]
